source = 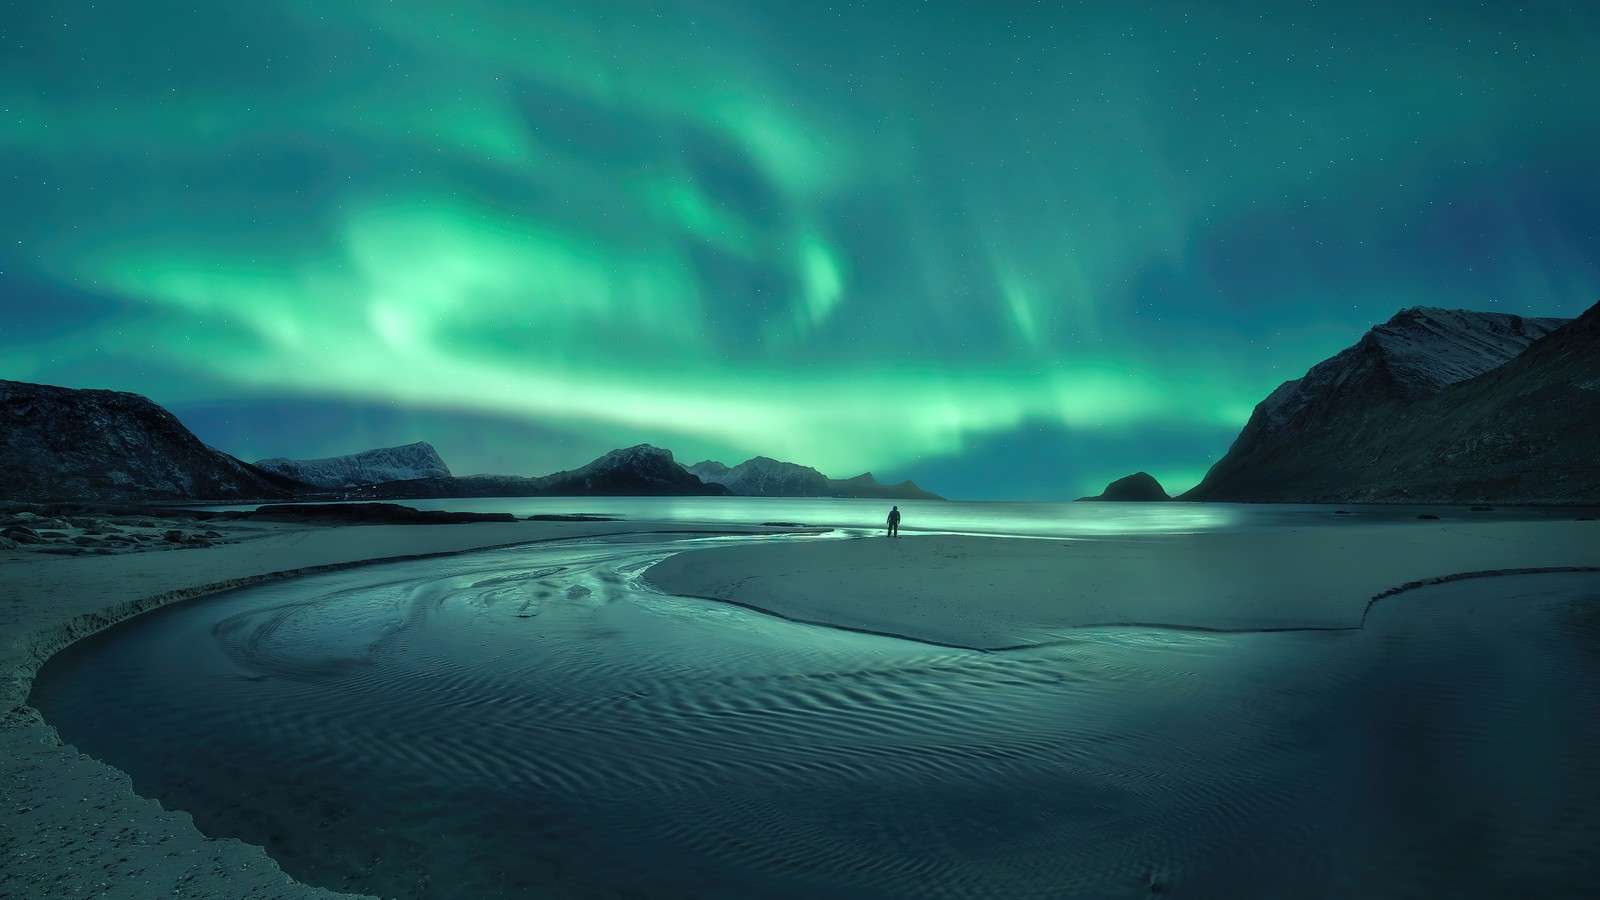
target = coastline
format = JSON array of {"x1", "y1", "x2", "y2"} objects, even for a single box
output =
[
  {"x1": 644, "y1": 520, "x2": 1600, "y2": 649},
  {"x1": 0, "y1": 516, "x2": 795, "y2": 900},
  {"x1": 4, "y1": 512, "x2": 1598, "y2": 897}
]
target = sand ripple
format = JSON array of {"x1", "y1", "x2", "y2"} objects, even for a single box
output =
[{"x1": 31, "y1": 536, "x2": 1600, "y2": 899}]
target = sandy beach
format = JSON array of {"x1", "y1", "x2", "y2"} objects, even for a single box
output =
[
  {"x1": 4, "y1": 512, "x2": 1598, "y2": 897},
  {"x1": 0, "y1": 515, "x2": 792, "y2": 900},
  {"x1": 646, "y1": 521, "x2": 1600, "y2": 648}
]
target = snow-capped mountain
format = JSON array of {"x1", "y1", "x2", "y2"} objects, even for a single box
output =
[
  {"x1": 1184, "y1": 305, "x2": 1596, "y2": 503},
  {"x1": 0, "y1": 379, "x2": 298, "y2": 502},
  {"x1": 366, "y1": 444, "x2": 728, "y2": 498},
  {"x1": 689, "y1": 457, "x2": 831, "y2": 496},
  {"x1": 255, "y1": 441, "x2": 451, "y2": 488},
  {"x1": 690, "y1": 456, "x2": 944, "y2": 500},
  {"x1": 539, "y1": 445, "x2": 726, "y2": 496},
  {"x1": 1247, "y1": 308, "x2": 1567, "y2": 439}
]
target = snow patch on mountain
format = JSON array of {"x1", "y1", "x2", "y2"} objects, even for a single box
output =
[
  {"x1": 689, "y1": 457, "x2": 830, "y2": 497},
  {"x1": 1254, "y1": 307, "x2": 1567, "y2": 436},
  {"x1": 255, "y1": 441, "x2": 451, "y2": 488}
]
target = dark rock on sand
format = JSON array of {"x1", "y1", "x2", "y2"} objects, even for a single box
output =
[
  {"x1": 247, "y1": 503, "x2": 518, "y2": 525},
  {"x1": 2, "y1": 526, "x2": 44, "y2": 544}
]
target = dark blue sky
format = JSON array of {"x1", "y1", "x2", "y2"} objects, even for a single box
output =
[{"x1": 3, "y1": 1, "x2": 1597, "y2": 497}]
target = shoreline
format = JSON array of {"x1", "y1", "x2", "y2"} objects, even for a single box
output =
[
  {"x1": 644, "y1": 521, "x2": 1600, "y2": 649},
  {"x1": 0, "y1": 516, "x2": 800, "y2": 900},
  {"x1": 4, "y1": 513, "x2": 1598, "y2": 897}
]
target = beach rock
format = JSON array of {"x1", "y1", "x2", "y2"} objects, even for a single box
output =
[
  {"x1": 204, "y1": 529, "x2": 223, "y2": 538},
  {"x1": 163, "y1": 529, "x2": 188, "y2": 543},
  {"x1": 67, "y1": 516, "x2": 98, "y2": 528},
  {"x1": 248, "y1": 503, "x2": 518, "y2": 525},
  {"x1": 2, "y1": 526, "x2": 44, "y2": 543},
  {"x1": 0, "y1": 535, "x2": 19, "y2": 550},
  {"x1": 71, "y1": 536, "x2": 101, "y2": 546},
  {"x1": 37, "y1": 530, "x2": 67, "y2": 539},
  {"x1": 1417, "y1": 514, "x2": 1441, "y2": 520},
  {"x1": 1470, "y1": 506, "x2": 1494, "y2": 512},
  {"x1": 1080, "y1": 472, "x2": 1172, "y2": 502}
]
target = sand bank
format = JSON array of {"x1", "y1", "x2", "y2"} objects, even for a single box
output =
[
  {"x1": 6, "y1": 514, "x2": 1597, "y2": 897},
  {"x1": 0, "y1": 516, "x2": 792, "y2": 900},
  {"x1": 645, "y1": 520, "x2": 1600, "y2": 649}
]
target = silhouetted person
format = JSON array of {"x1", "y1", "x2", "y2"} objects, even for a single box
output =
[{"x1": 887, "y1": 505, "x2": 901, "y2": 537}]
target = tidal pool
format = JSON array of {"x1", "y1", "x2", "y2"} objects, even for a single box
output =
[{"x1": 31, "y1": 533, "x2": 1600, "y2": 898}]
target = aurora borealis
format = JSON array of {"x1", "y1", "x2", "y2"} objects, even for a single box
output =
[{"x1": 3, "y1": 2, "x2": 1597, "y2": 498}]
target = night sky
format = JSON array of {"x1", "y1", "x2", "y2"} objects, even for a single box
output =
[{"x1": 3, "y1": 2, "x2": 1597, "y2": 499}]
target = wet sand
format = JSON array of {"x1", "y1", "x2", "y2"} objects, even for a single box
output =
[
  {"x1": 4, "y1": 515, "x2": 1597, "y2": 896},
  {"x1": 0, "y1": 516, "x2": 791, "y2": 900},
  {"x1": 644, "y1": 521, "x2": 1600, "y2": 647}
]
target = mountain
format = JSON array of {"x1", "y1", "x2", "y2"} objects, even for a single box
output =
[
  {"x1": 255, "y1": 441, "x2": 451, "y2": 488},
  {"x1": 689, "y1": 457, "x2": 831, "y2": 496},
  {"x1": 827, "y1": 472, "x2": 944, "y2": 501},
  {"x1": 364, "y1": 444, "x2": 730, "y2": 499},
  {"x1": 538, "y1": 445, "x2": 728, "y2": 496},
  {"x1": 690, "y1": 456, "x2": 944, "y2": 500},
  {"x1": 1183, "y1": 305, "x2": 1596, "y2": 503},
  {"x1": 0, "y1": 379, "x2": 299, "y2": 502},
  {"x1": 1080, "y1": 472, "x2": 1171, "y2": 502}
]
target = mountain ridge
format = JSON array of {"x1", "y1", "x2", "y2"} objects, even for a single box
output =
[
  {"x1": 690, "y1": 456, "x2": 944, "y2": 500},
  {"x1": 255, "y1": 441, "x2": 451, "y2": 488},
  {"x1": 0, "y1": 379, "x2": 299, "y2": 503},
  {"x1": 1183, "y1": 304, "x2": 1595, "y2": 503}
]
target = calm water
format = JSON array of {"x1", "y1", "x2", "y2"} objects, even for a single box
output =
[
  {"x1": 197, "y1": 496, "x2": 1594, "y2": 537},
  {"x1": 31, "y1": 522, "x2": 1600, "y2": 899}
]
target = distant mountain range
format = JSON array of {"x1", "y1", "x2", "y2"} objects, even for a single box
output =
[
  {"x1": 7, "y1": 300, "x2": 1596, "y2": 506},
  {"x1": 1183, "y1": 304, "x2": 1599, "y2": 503},
  {"x1": 363, "y1": 445, "x2": 730, "y2": 499},
  {"x1": 688, "y1": 457, "x2": 943, "y2": 501},
  {"x1": 0, "y1": 380, "x2": 297, "y2": 502},
  {"x1": 255, "y1": 441, "x2": 451, "y2": 488},
  {"x1": 0, "y1": 378, "x2": 935, "y2": 504}
]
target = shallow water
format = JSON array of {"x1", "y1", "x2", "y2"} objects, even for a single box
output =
[
  {"x1": 194, "y1": 495, "x2": 1599, "y2": 538},
  {"x1": 31, "y1": 532, "x2": 1600, "y2": 898}
]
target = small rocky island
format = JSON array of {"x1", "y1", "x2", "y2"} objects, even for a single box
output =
[{"x1": 1080, "y1": 472, "x2": 1172, "y2": 502}]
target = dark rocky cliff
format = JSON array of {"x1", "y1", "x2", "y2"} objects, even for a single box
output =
[
  {"x1": 1183, "y1": 304, "x2": 1598, "y2": 503},
  {"x1": 1081, "y1": 472, "x2": 1172, "y2": 502},
  {"x1": 0, "y1": 380, "x2": 299, "y2": 502}
]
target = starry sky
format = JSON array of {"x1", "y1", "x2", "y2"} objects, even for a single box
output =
[{"x1": 3, "y1": 1, "x2": 1598, "y2": 499}]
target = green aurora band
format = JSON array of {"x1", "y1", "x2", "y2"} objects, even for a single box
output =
[{"x1": 3, "y1": 1, "x2": 1597, "y2": 497}]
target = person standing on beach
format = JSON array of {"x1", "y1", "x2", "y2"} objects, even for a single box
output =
[{"x1": 887, "y1": 505, "x2": 901, "y2": 537}]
